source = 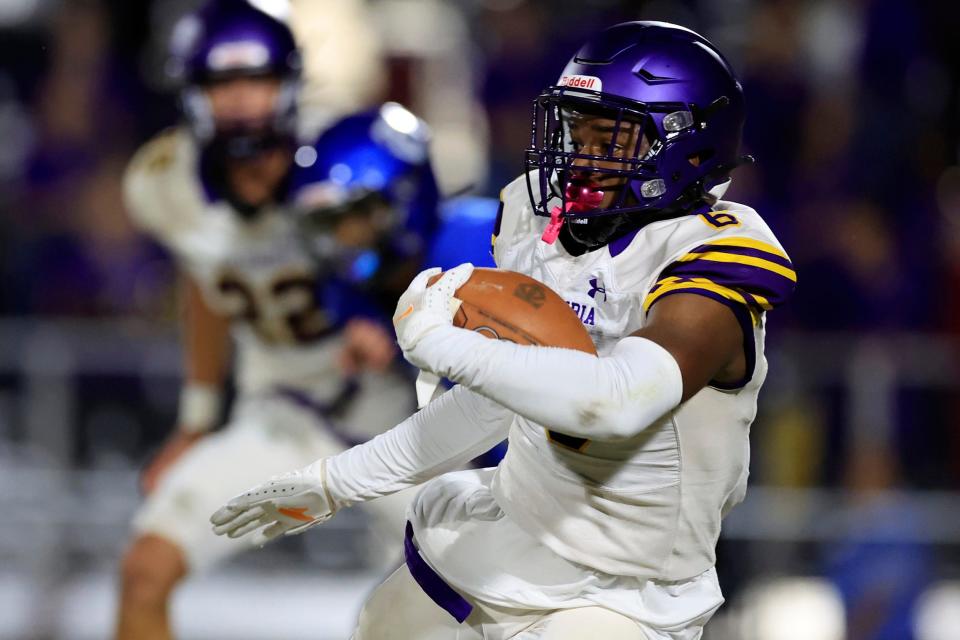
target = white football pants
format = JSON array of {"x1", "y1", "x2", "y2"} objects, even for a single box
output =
[{"x1": 352, "y1": 564, "x2": 650, "y2": 640}]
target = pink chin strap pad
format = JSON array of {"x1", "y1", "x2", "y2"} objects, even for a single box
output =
[
  {"x1": 540, "y1": 184, "x2": 604, "y2": 245},
  {"x1": 541, "y1": 206, "x2": 565, "y2": 244}
]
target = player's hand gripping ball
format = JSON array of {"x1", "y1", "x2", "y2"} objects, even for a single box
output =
[
  {"x1": 392, "y1": 263, "x2": 475, "y2": 352},
  {"x1": 394, "y1": 263, "x2": 596, "y2": 404},
  {"x1": 394, "y1": 263, "x2": 597, "y2": 355},
  {"x1": 210, "y1": 460, "x2": 335, "y2": 546}
]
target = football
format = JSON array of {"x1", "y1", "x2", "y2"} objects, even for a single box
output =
[{"x1": 428, "y1": 268, "x2": 596, "y2": 354}]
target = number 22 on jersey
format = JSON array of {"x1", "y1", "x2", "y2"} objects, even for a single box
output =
[{"x1": 215, "y1": 269, "x2": 331, "y2": 345}]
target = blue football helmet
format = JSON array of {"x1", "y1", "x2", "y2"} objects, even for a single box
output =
[
  {"x1": 168, "y1": 0, "x2": 301, "y2": 160},
  {"x1": 525, "y1": 21, "x2": 750, "y2": 251},
  {"x1": 288, "y1": 103, "x2": 440, "y2": 286}
]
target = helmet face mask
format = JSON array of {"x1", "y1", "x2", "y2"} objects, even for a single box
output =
[
  {"x1": 525, "y1": 21, "x2": 748, "y2": 252},
  {"x1": 530, "y1": 90, "x2": 663, "y2": 216},
  {"x1": 186, "y1": 74, "x2": 296, "y2": 163},
  {"x1": 296, "y1": 191, "x2": 394, "y2": 252},
  {"x1": 295, "y1": 191, "x2": 398, "y2": 283}
]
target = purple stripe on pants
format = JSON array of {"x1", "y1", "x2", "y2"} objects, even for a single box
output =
[{"x1": 404, "y1": 521, "x2": 474, "y2": 623}]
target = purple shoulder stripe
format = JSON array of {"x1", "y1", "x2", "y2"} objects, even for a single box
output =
[
  {"x1": 688, "y1": 243, "x2": 794, "y2": 269},
  {"x1": 664, "y1": 258, "x2": 795, "y2": 308}
]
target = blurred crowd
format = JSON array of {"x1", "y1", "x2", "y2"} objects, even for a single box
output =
[{"x1": 4, "y1": 0, "x2": 960, "y2": 325}]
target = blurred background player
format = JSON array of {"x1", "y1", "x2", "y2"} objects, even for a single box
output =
[
  {"x1": 115, "y1": 2, "x2": 440, "y2": 639},
  {"x1": 288, "y1": 104, "x2": 506, "y2": 463},
  {"x1": 287, "y1": 101, "x2": 500, "y2": 322}
]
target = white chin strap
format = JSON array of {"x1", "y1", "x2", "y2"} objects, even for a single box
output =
[{"x1": 708, "y1": 178, "x2": 732, "y2": 200}]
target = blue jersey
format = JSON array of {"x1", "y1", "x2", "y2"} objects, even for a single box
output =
[{"x1": 425, "y1": 196, "x2": 498, "y2": 271}]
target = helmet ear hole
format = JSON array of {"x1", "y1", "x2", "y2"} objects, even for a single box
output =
[{"x1": 688, "y1": 149, "x2": 714, "y2": 167}]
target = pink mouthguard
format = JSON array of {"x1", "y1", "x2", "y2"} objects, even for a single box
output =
[{"x1": 541, "y1": 182, "x2": 604, "y2": 244}]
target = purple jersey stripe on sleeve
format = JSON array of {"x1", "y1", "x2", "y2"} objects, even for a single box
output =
[
  {"x1": 647, "y1": 287, "x2": 757, "y2": 389},
  {"x1": 663, "y1": 259, "x2": 795, "y2": 308},
  {"x1": 688, "y1": 243, "x2": 794, "y2": 269}
]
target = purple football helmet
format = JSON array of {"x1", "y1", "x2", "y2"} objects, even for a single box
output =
[
  {"x1": 525, "y1": 21, "x2": 750, "y2": 250},
  {"x1": 168, "y1": 0, "x2": 301, "y2": 159}
]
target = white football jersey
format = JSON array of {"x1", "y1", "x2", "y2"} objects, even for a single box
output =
[
  {"x1": 488, "y1": 172, "x2": 796, "y2": 581},
  {"x1": 123, "y1": 127, "x2": 345, "y2": 400}
]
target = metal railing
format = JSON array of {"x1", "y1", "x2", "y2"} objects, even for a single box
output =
[{"x1": 1, "y1": 318, "x2": 958, "y2": 638}]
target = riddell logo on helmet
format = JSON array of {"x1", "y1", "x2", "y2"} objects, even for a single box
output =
[{"x1": 559, "y1": 75, "x2": 603, "y2": 91}]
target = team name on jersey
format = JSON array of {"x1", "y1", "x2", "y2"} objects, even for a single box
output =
[{"x1": 566, "y1": 300, "x2": 596, "y2": 326}]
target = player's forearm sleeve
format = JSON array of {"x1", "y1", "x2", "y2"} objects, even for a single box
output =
[
  {"x1": 324, "y1": 385, "x2": 512, "y2": 508},
  {"x1": 409, "y1": 327, "x2": 682, "y2": 440}
]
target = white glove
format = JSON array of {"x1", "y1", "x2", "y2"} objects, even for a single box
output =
[
  {"x1": 393, "y1": 263, "x2": 474, "y2": 406},
  {"x1": 210, "y1": 460, "x2": 335, "y2": 547},
  {"x1": 392, "y1": 263, "x2": 473, "y2": 353}
]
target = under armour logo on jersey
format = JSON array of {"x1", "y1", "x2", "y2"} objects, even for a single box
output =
[{"x1": 588, "y1": 277, "x2": 607, "y2": 301}]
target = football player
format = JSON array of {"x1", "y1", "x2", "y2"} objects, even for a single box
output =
[
  {"x1": 211, "y1": 21, "x2": 797, "y2": 639},
  {"x1": 115, "y1": 3, "x2": 435, "y2": 639},
  {"x1": 289, "y1": 105, "x2": 507, "y2": 459}
]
